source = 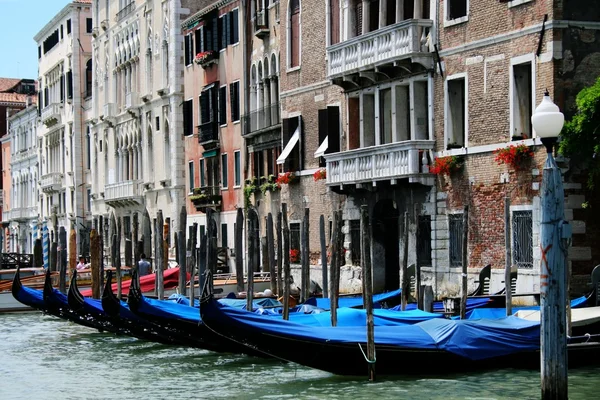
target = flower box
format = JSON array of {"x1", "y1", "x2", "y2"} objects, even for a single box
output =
[
  {"x1": 493, "y1": 144, "x2": 534, "y2": 170},
  {"x1": 276, "y1": 171, "x2": 297, "y2": 185},
  {"x1": 313, "y1": 168, "x2": 326, "y2": 182},
  {"x1": 429, "y1": 156, "x2": 463, "y2": 176},
  {"x1": 194, "y1": 50, "x2": 218, "y2": 68}
]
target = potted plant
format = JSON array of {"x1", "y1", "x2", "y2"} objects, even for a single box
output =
[
  {"x1": 493, "y1": 144, "x2": 534, "y2": 170},
  {"x1": 429, "y1": 156, "x2": 463, "y2": 176},
  {"x1": 276, "y1": 171, "x2": 297, "y2": 185},
  {"x1": 313, "y1": 168, "x2": 326, "y2": 182},
  {"x1": 259, "y1": 175, "x2": 280, "y2": 195},
  {"x1": 194, "y1": 50, "x2": 218, "y2": 68}
]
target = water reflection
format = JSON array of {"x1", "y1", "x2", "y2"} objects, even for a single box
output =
[{"x1": 1, "y1": 312, "x2": 598, "y2": 400}]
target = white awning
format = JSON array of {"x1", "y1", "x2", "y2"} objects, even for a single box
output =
[
  {"x1": 276, "y1": 125, "x2": 300, "y2": 165},
  {"x1": 314, "y1": 136, "x2": 328, "y2": 158}
]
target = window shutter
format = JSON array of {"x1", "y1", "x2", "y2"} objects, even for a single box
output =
[
  {"x1": 318, "y1": 109, "x2": 328, "y2": 146},
  {"x1": 231, "y1": 9, "x2": 239, "y2": 44},
  {"x1": 67, "y1": 70, "x2": 73, "y2": 99},
  {"x1": 229, "y1": 83, "x2": 235, "y2": 122},
  {"x1": 219, "y1": 16, "x2": 225, "y2": 50},
  {"x1": 219, "y1": 86, "x2": 227, "y2": 125},
  {"x1": 183, "y1": 100, "x2": 193, "y2": 136},
  {"x1": 212, "y1": 15, "x2": 219, "y2": 51},
  {"x1": 205, "y1": 21, "x2": 212, "y2": 51},
  {"x1": 184, "y1": 34, "x2": 191, "y2": 65},
  {"x1": 200, "y1": 91, "x2": 209, "y2": 124},
  {"x1": 327, "y1": 106, "x2": 340, "y2": 154},
  {"x1": 195, "y1": 28, "x2": 202, "y2": 54},
  {"x1": 355, "y1": 2, "x2": 363, "y2": 36},
  {"x1": 225, "y1": 13, "x2": 231, "y2": 47},
  {"x1": 44, "y1": 88, "x2": 48, "y2": 106},
  {"x1": 211, "y1": 85, "x2": 219, "y2": 126},
  {"x1": 60, "y1": 75, "x2": 65, "y2": 102},
  {"x1": 38, "y1": 91, "x2": 42, "y2": 115}
]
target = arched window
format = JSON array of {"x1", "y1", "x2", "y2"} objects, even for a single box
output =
[
  {"x1": 85, "y1": 59, "x2": 93, "y2": 97},
  {"x1": 289, "y1": 0, "x2": 300, "y2": 68}
]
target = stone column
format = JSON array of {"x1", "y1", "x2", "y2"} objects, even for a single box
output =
[
  {"x1": 396, "y1": 0, "x2": 404, "y2": 22},
  {"x1": 379, "y1": 0, "x2": 387, "y2": 28},
  {"x1": 362, "y1": 0, "x2": 370, "y2": 34}
]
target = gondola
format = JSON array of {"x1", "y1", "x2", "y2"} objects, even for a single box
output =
[
  {"x1": 126, "y1": 271, "x2": 270, "y2": 357},
  {"x1": 199, "y1": 272, "x2": 600, "y2": 376},
  {"x1": 101, "y1": 271, "x2": 186, "y2": 345}
]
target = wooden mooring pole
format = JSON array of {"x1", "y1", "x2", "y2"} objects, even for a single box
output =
[
  {"x1": 301, "y1": 207, "x2": 310, "y2": 302},
  {"x1": 414, "y1": 204, "x2": 422, "y2": 309},
  {"x1": 401, "y1": 211, "x2": 409, "y2": 310},
  {"x1": 504, "y1": 197, "x2": 512, "y2": 316},
  {"x1": 156, "y1": 210, "x2": 165, "y2": 300},
  {"x1": 460, "y1": 206, "x2": 469, "y2": 320},
  {"x1": 276, "y1": 212, "x2": 283, "y2": 297},
  {"x1": 360, "y1": 205, "x2": 375, "y2": 381},
  {"x1": 267, "y1": 213, "x2": 276, "y2": 294},
  {"x1": 90, "y1": 229, "x2": 101, "y2": 299},
  {"x1": 330, "y1": 210, "x2": 342, "y2": 327},
  {"x1": 246, "y1": 211, "x2": 255, "y2": 311},
  {"x1": 282, "y1": 203, "x2": 290, "y2": 320},
  {"x1": 319, "y1": 215, "x2": 328, "y2": 298},
  {"x1": 235, "y1": 208, "x2": 244, "y2": 293}
]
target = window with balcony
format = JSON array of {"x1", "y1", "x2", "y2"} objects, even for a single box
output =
[
  {"x1": 43, "y1": 29, "x2": 59, "y2": 54},
  {"x1": 195, "y1": 26, "x2": 204, "y2": 54},
  {"x1": 445, "y1": 75, "x2": 467, "y2": 149},
  {"x1": 511, "y1": 60, "x2": 533, "y2": 140},
  {"x1": 199, "y1": 84, "x2": 219, "y2": 143},
  {"x1": 512, "y1": 209, "x2": 533, "y2": 269},
  {"x1": 288, "y1": 0, "x2": 301, "y2": 68},
  {"x1": 199, "y1": 159, "x2": 206, "y2": 187}
]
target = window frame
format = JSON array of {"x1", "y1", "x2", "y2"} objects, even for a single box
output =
[
  {"x1": 444, "y1": 73, "x2": 469, "y2": 150},
  {"x1": 233, "y1": 150, "x2": 241, "y2": 188},
  {"x1": 219, "y1": 85, "x2": 227, "y2": 127},
  {"x1": 445, "y1": 0, "x2": 469, "y2": 27},
  {"x1": 188, "y1": 160, "x2": 195, "y2": 193},
  {"x1": 199, "y1": 158, "x2": 206, "y2": 187},
  {"x1": 509, "y1": 53, "x2": 536, "y2": 140},
  {"x1": 221, "y1": 153, "x2": 228, "y2": 189},
  {"x1": 287, "y1": 0, "x2": 302, "y2": 72},
  {"x1": 510, "y1": 205, "x2": 534, "y2": 270}
]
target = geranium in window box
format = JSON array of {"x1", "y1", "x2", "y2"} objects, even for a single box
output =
[
  {"x1": 493, "y1": 144, "x2": 534, "y2": 170},
  {"x1": 429, "y1": 156, "x2": 463, "y2": 176},
  {"x1": 313, "y1": 168, "x2": 326, "y2": 181},
  {"x1": 290, "y1": 249, "x2": 300, "y2": 263},
  {"x1": 194, "y1": 50, "x2": 218, "y2": 68},
  {"x1": 276, "y1": 171, "x2": 297, "y2": 185}
]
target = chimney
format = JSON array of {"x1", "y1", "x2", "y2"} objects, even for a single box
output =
[{"x1": 26, "y1": 95, "x2": 32, "y2": 107}]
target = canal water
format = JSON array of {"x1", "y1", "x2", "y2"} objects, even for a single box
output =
[{"x1": 1, "y1": 312, "x2": 598, "y2": 400}]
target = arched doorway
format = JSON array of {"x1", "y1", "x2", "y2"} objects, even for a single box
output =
[{"x1": 372, "y1": 199, "x2": 399, "y2": 292}]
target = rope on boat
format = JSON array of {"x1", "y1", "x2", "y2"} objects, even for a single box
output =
[
  {"x1": 358, "y1": 343, "x2": 376, "y2": 364},
  {"x1": 567, "y1": 333, "x2": 600, "y2": 343}
]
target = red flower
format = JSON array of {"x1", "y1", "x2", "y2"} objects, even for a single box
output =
[
  {"x1": 313, "y1": 168, "x2": 326, "y2": 181},
  {"x1": 493, "y1": 144, "x2": 534, "y2": 170},
  {"x1": 429, "y1": 156, "x2": 462, "y2": 175},
  {"x1": 276, "y1": 172, "x2": 296, "y2": 185},
  {"x1": 290, "y1": 249, "x2": 300, "y2": 263}
]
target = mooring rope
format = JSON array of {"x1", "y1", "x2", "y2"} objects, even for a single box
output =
[{"x1": 358, "y1": 343, "x2": 376, "y2": 364}]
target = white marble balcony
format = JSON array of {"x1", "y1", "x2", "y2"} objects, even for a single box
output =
[
  {"x1": 326, "y1": 19, "x2": 433, "y2": 80},
  {"x1": 41, "y1": 103, "x2": 62, "y2": 127},
  {"x1": 40, "y1": 172, "x2": 64, "y2": 192},
  {"x1": 105, "y1": 180, "x2": 143, "y2": 206},
  {"x1": 325, "y1": 140, "x2": 434, "y2": 187}
]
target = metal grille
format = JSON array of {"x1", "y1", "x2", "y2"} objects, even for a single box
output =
[
  {"x1": 449, "y1": 214, "x2": 463, "y2": 267},
  {"x1": 512, "y1": 210, "x2": 533, "y2": 269},
  {"x1": 349, "y1": 220, "x2": 361, "y2": 266},
  {"x1": 417, "y1": 215, "x2": 432, "y2": 267}
]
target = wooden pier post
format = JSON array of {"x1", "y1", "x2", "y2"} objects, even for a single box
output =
[
  {"x1": 90, "y1": 229, "x2": 101, "y2": 299},
  {"x1": 58, "y1": 227, "x2": 67, "y2": 293},
  {"x1": 401, "y1": 211, "x2": 409, "y2": 310},
  {"x1": 330, "y1": 210, "x2": 341, "y2": 327},
  {"x1": 423, "y1": 285, "x2": 434, "y2": 313},
  {"x1": 189, "y1": 223, "x2": 198, "y2": 306},
  {"x1": 125, "y1": 238, "x2": 132, "y2": 269},
  {"x1": 199, "y1": 233, "x2": 207, "y2": 300},
  {"x1": 112, "y1": 234, "x2": 121, "y2": 299},
  {"x1": 267, "y1": 213, "x2": 276, "y2": 294},
  {"x1": 460, "y1": 206, "x2": 469, "y2": 320},
  {"x1": 320, "y1": 215, "x2": 328, "y2": 298},
  {"x1": 282, "y1": 203, "x2": 290, "y2": 320},
  {"x1": 178, "y1": 205, "x2": 187, "y2": 296},
  {"x1": 132, "y1": 212, "x2": 139, "y2": 272},
  {"x1": 235, "y1": 208, "x2": 244, "y2": 293},
  {"x1": 163, "y1": 221, "x2": 169, "y2": 272},
  {"x1": 504, "y1": 197, "x2": 513, "y2": 316},
  {"x1": 246, "y1": 210, "x2": 255, "y2": 311},
  {"x1": 276, "y1": 212, "x2": 283, "y2": 296},
  {"x1": 414, "y1": 204, "x2": 422, "y2": 309},
  {"x1": 156, "y1": 210, "x2": 165, "y2": 300},
  {"x1": 142, "y1": 209, "x2": 152, "y2": 265},
  {"x1": 51, "y1": 242, "x2": 59, "y2": 289},
  {"x1": 301, "y1": 207, "x2": 310, "y2": 302},
  {"x1": 360, "y1": 205, "x2": 375, "y2": 381},
  {"x1": 34, "y1": 238, "x2": 43, "y2": 268}
]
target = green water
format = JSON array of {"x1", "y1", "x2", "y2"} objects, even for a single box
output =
[{"x1": 0, "y1": 312, "x2": 598, "y2": 399}]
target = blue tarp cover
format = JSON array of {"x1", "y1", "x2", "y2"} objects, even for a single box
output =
[
  {"x1": 137, "y1": 295, "x2": 202, "y2": 323},
  {"x1": 305, "y1": 288, "x2": 402, "y2": 309},
  {"x1": 212, "y1": 301, "x2": 541, "y2": 360},
  {"x1": 16, "y1": 285, "x2": 45, "y2": 308}
]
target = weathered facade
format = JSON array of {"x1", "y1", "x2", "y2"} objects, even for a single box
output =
[
  {"x1": 181, "y1": 0, "x2": 246, "y2": 272},
  {"x1": 4, "y1": 104, "x2": 39, "y2": 253},
  {"x1": 89, "y1": 0, "x2": 203, "y2": 264},
  {"x1": 35, "y1": 0, "x2": 93, "y2": 259}
]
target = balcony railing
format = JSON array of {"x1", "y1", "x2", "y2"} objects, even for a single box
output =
[
  {"x1": 242, "y1": 103, "x2": 281, "y2": 137},
  {"x1": 189, "y1": 186, "x2": 222, "y2": 212},
  {"x1": 253, "y1": 9, "x2": 269, "y2": 37},
  {"x1": 105, "y1": 180, "x2": 142, "y2": 203},
  {"x1": 326, "y1": 19, "x2": 433, "y2": 79},
  {"x1": 41, "y1": 103, "x2": 61, "y2": 127},
  {"x1": 125, "y1": 92, "x2": 138, "y2": 109},
  {"x1": 103, "y1": 103, "x2": 116, "y2": 119},
  {"x1": 40, "y1": 172, "x2": 64, "y2": 192},
  {"x1": 116, "y1": 2, "x2": 135, "y2": 22},
  {"x1": 325, "y1": 140, "x2": 434, "y2": 186},
  {"x1": 12, "y1": 148, "x2": 36, "y2": 163},
  {"x1": 199, "y1": 121, "x2": 219, "y2": 144},
  {"x1": 9, "y1": 207, "x2": 38, "y2": 221}
]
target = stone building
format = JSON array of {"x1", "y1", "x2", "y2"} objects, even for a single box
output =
[
  {"x1": 181, "y1": 0, "x2": 246, "y2": 272},
  {"x1": 34, "y1": 0, "x2": 93, "y2": 259},
  {"x1": 88, "y1": 0, "x2": 203, "y2": 264},
  {"x1": 3, "y1": 102, "x2": 39, "y2": 253}
]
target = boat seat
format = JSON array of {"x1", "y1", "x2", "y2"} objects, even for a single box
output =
[
  {"x1": 591, "y1": 264, "x2": 600, "y2": 306},
  {"x1": 469, "y1": 264, "x2": 491, "y2": 296}
]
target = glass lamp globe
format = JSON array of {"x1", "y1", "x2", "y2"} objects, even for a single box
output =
[{"x1": 531, "y1": 92, "x2": 564, "y2": 139}]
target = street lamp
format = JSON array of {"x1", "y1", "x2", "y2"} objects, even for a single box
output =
[{"x1": 531, "y1": 91, "x2": 569, "y2": 400}]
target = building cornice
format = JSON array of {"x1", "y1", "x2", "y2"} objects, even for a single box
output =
[
  {"x1": 34, "y1": 2, "x2": 89, "y2": 43},
  {"x1": 181, "y1": 0, "x2": 236, "y2": 30},
  {"x1": 439, "y1": 20, "x2": 600, "y2": 57}
]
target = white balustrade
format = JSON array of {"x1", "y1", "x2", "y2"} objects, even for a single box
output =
[
  {"x1": 327, "y1": 19, "x2": 432, "y2": 79},
  {"x1": 125, "y1": 92, "x2": 138, "y2": 109},
  {"x1": 40, "y1": 172, "x2": 64, "y2": 190},
  {"x1": 104, "y1": 103, "x2": 116, "y2": 118},
  {"x1": 41, "y1": 103, "x2": 62, "y2": 126},
  {"x1": 325, "y1": 140, "x2": 433, "y2": 185},
  {"x1": 105, "y1": 180, "x2": 141, "y2": 201}
]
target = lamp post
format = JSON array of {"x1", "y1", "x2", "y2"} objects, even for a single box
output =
[{"x1": 531, "y1": 92, "x2": 569, "y2": 400}]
